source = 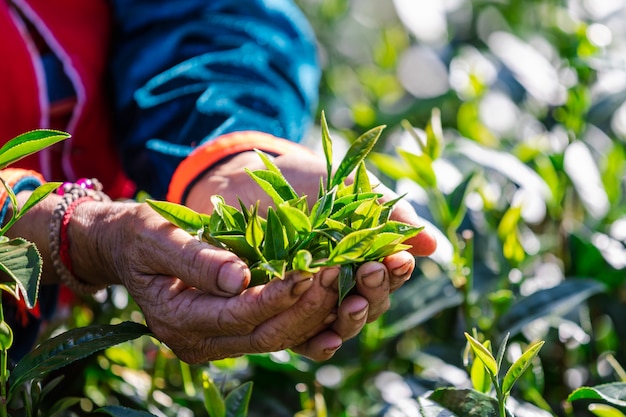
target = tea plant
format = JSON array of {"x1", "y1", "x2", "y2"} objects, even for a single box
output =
[{"x1": 147, "y1": 112, "x2": 423, "y2": 300}]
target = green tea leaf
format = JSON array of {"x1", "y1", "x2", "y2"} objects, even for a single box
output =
[
  {"x1": 464, "y1": 333, "x2": 498, "y2": 377},
  {"x1": 0, "y1": 238, "x2": 41, "y2": 308},
  {"x1": 202, "y1": 371, "x2": 226, "y2": 417},
  {"x1": 398, "y1": 149, "x2": 437, "y2": 188},
  {"x1": 320, "y1": 110, "x2": 333, "y2": 190},
  {"x1": 245, "y1": 203, "x2": 264, "y2": 250},
  {"x1": 350, "y1": 198, "x2": 382, "y2": 230},
  {"x1": 292, "y1": 250, "x2": 320, "y2": 273},
  {"x1": 258, "y1": 259, "x2": 287, "y2": 279},
  {"x1": 502, "y1": 340, "x2": 544, "y2": 395},
  {"x1": 424, "y1": 107, "x2": 444, "y2": 160},
  {"x1": 246, "y1": 169, "x2": 298, "y2": 206},
  {"x1": 428, "y1": 388, "x2": 507, "y2": 417},
  {"x1": 588, "y1": 403, "x2": 626, "y2": 417},
  {"x1": 277, "y1": 204, "x2": 312, "y2": 235},
  {"x1": 338, "y1": 264, "x2": 356, "y2": 305},
  {"x1": 254, "y1": 149, "x2": 282, "y2": 175},
  {"x1": 147, "y1": 199, "x2": 205, "y2": 233},
  {"x1": 263, "y1": 208, "x2": 288, "y2": 261},
  {"x1": 325, "y1": 227, "x2": 380, "y2": 265},
  {"x1": 331, "y1": 125, "x2": 384, "y2": 189},
  {"x1": 212, "y1": 233, "x2": 260, "y2": 263},
  {"x1": 568, "y1": 383, "x2": 626, "y2": 408},
  {"x1": 495, "y1": 333, "x2": 510, "y2": 373},
  {"x1": 352, "y1": 161, "x2": 372, "y2": 194},
  {"x1": 17, "y1": 182, "x2": 61, "y2": 219},
  {"x1": 471, "y1": 350, "x2": 492, "y2": 394},
  {"x1": 310, "y1": 186, "x2": 336, "y2": 229},
  {"x1": 96, "y1": 406, "x2": 158, "y2": 417},
  {"x1": 212, "y1": 195, "x2": 247, "y2": 231},
  {"x1": 0, "y1": 130, "x2": 70, "y2": 169},
  {"x1": 9, "y1": 322, "x2": 151, "y2": 393},
  {"x1": 224, "y1": 381, "x2": 253, "y2": 417},
  {"x1": 368, "y1": 152, "x2": 415, "y2": 182}
]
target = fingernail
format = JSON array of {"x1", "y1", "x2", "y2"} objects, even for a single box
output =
[
  {"x1": 291, "y1": 277, "x2": 313, "y2": 296},
  {"x1": 323, "y1": 313, "x2": 338, "y2": 325},
  {"x1": 217, "y1": 261, "x2": 248, "y2": 295},
  {"x1": 349, "y1": 307, "x2": 368, "y2": 322},
  {"x1": 362, "y1": 269, "x2": 385, "y2": 288},
  {"x1": 321, "y1": 268, "x2": 338, "y2": 288},
  {"x1": 392, "y1": 261, "x2": 413, "y2": 278},
  {"x1": 324, "y1": 344, "x2": 342, "y2": 356}
]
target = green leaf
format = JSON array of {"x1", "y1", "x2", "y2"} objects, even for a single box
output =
[
  {"x1": 379, "y1": 220, "x2": 423, "y2": 238},
  {"x1": 277, "y1": 204, "x2": 312, "y2": 236},
  {"x1": 203, "y1": 371, "x2": 226, "y2": 417},
  {"x1": 253, "y1": 148, "x2": 282, "y2": 175},
  {"x1": 263, "y1": 208, "x2": 288, "y2": 261},
  {"x1": 258, "y1": 259, "x2": 287, "y2": 279},
  {"x1": 48, "y1": 396, "x2": 83, "y2": 416},
  {"x1": 0, "y1": 130, "x2": 70, "y2": 169},
  {"x1": 0, "y1": 238, "x2": 41, "y2": 308},
  {"x1": 211, "y1": 196, "x2": 246, "y2": 231},
  {"x1": 381, "y1": 274, "x2": 462, "y2": 339},
  {"x1": 424, "y1": 107, "x2": 444, "y2": 160},
  {"x1": 588, "y1": 403, "x2": 626, "y2": 417},
  {"x1": 245, "y1": 203, "x2": 265, "y2": 251},
  {"x1": 362, "y1": 232, "x2": 407, "y2": 259},
  {"x1": 368, "y1": 152, "x2": 415, "y2": 182},
  {"x1": 320, "y1": 110, "x2": 333, "y2": 190},
  {"x1": 212, "y1": 233, "x2": 260, "y2": 263},
  {"x1": 495, "y1": 333, "x2": 510, "y2": 373},
  {"x1": 324, "y1": 227, "x2": 380, "y2": 265},
  {"x1": 350, "y1": 198, "x2": 382, "y2": 230},
  {"x1": 568, "y1": 383, "x2": 626, "y2": 408},
  {"x1": 146, "y1": 199, "x2": 206, "y2": 233},
  {"x1": 310, "y1": 186, "x2": 336, "y2": 229},
  {"x1": 352, "y1": 161, "x2": 372, "y2": 194},
  {"x1": 464, "y1": 333, "x2": 498, "y2": 377},
  {"x1": 246, "y1": 169, "x2": 298, "y2": 206},
  {"x1": 398, "y1": 149, "x2": 437, "y2": 188},
  {"x1": 471, "y1": 351, "x2": 492, "y2": 393},
  {"x1": 428, "y1": 388, "x2": 508, "y2": 417},
  {"x1": 224, "y1": 381, "x2": 253, "y2": 417},
  {"x1": 446, "y1": 172, "x2": 477, "y2": 229},
  {"x1": 338, "y1": 264, "x2": 356, "y2": 305},
  {"x1": 498, "y1": 279, "x2": 606, "y2": 337},
  {"x1": 502, "y1": 340, "x2": 545, "y2": 395},
  {"x1": 95, "y1": 406, "x2": 158, "y2": 417},
  {"x1": 16, "y1": 182, "x2": 61, "y2": 220},
  {"x1": 331, "y1": 125, "x2": 384, "y2": 189},
  {"x1": 9, "y1": 322, "x2": 151, "y2": 393},
  {"x1": 292, "y1": 250, "x2": 320, "y2": 273}
]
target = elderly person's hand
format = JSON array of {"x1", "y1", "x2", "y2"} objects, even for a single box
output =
[
  {"x1": 10, "y1": 194, "x2": 373, "y2": 363},
  {"x1": 185, "y1": 150, "x2": 437, "y2": 358}
]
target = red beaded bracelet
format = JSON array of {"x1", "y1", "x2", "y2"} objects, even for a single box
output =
[{"x1": 48, "y1": 178, "x2": 111, "y2": 295}]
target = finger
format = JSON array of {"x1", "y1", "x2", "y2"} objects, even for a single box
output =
[
  {"x1": 381, "y1": 251, "x2": 415, "y2": 293},
  {"x1": 134, "y1": 207, "x2": 252, "y2": 297},
  {"x1": 331, "y1": 294, "x2": 368, "y2": 341},
  {"x1": 142, "y1": 271, "x2": 315, "y2": 364},
  {"x1": 291, "y1": 330, "x2": 343, "y2": 361},
  {"x1": 354, "y1": 261, "x2": 390, "y2": 323}
]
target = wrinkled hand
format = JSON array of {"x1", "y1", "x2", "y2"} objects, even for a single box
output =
[
  {"x1": 85, "y1": 202, "x2": 374, "y2": 363},
  {"x1": 185, "y1": 150, "x2": 437, "y2": 358}
]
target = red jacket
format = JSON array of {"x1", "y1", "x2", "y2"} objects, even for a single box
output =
[{"x1": 0, "y1": 0, "x2": 134, "y2": 199}]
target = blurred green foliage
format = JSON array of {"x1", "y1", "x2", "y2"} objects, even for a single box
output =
[{"x1": 32, "y1": 1, "x2": 626, "y2": 416}]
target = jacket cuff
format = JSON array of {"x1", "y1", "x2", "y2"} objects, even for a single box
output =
[
  {"x1": 0, "y1": 168, "x2": 46, "y2": 224},
  {"x1": 167, "y1": 131, "x2": 313, "y2": 204}
]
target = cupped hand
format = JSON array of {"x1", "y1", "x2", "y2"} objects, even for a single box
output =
[
  {"x1": 87, "y1": 202, "x2": 362, "y2": 363},
  {"x1": 183, "y1": 149, "x2": 436, "y2": 358}
]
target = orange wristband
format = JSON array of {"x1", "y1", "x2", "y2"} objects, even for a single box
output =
[{"x1": 167, "y1": 131, "x2": 314, "y2": 204}]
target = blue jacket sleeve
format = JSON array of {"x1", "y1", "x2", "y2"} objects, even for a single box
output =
[{"x1": 108, "y1": 0, "x2": 321, "y2": 199}]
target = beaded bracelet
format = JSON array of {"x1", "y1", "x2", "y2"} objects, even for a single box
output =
[{"x1": 48, "y1": 178, "x2": 111, "y2": 295}]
